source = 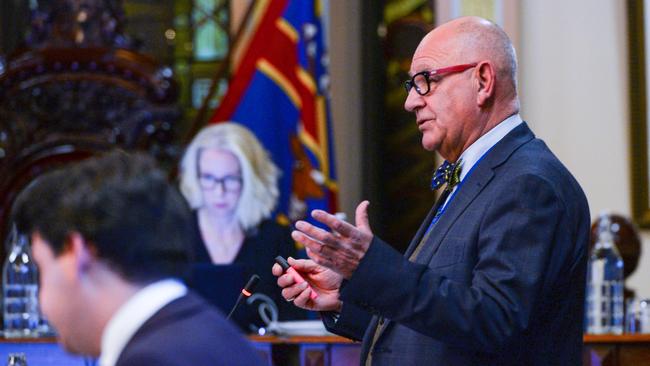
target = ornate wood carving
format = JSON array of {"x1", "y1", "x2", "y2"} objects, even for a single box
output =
[{"x1": 0, "y1": 0, "x2": 180, "y2": 253}]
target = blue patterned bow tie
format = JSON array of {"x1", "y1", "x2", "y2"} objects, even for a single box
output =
[{"x1": 431, "y1": 160, "x2": 463, "y2": 191}]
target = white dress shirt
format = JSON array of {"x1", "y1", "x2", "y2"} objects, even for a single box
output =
[
  {"x1": 443, "y1": 114, "x2": 523, "y2": 207},
  {"x1": 98, "y1": 279, "x2": 188, "y2": 366}
]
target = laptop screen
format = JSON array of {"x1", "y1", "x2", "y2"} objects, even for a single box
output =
[{"x1": 187, "y1": 263, "x2": 246, "y2": 314}]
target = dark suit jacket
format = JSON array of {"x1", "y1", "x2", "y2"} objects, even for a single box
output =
[
  {"x1": 325, "y1": 123, "x2": 590, "y2": 365},
  {"x1": 115, "y1": 292, "x2": 265, "y2": 366}
]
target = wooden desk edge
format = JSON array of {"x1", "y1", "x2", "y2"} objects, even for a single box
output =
[
  {"x1": 0, "y1": 337, "x2": 59, "y2": 344},
  {"x1": 248, "y1": 335, "x2": 358, "y2": 344},
  {"x1": 252, "y1": 334, "x2": 650, "y2": 345},
  {"x1": 584, "y1": 334, "x2": 650, "y2": 343},
  {"x1": 3, "y1": 334, "x2": 650, "y2": 345}
]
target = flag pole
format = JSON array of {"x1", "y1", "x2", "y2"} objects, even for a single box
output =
[{"x1": 182, "y1": 0, "x2": 258, "y2": 145}]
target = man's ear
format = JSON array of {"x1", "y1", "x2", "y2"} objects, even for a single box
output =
[
  {"x1": 475, "y1": 61, "x2": 496, "y2": 107},
  {"x1": 65, "y1": 232, "x2": 93, "y2": 277}
]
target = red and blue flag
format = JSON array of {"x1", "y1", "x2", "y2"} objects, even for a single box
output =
[{"x1": 210, "y1": 0, "x2": 338, "y2": 226}]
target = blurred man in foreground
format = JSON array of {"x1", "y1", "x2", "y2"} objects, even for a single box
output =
[{"x1": 14, "y1": 151, "x2": 264, "y2": 366}]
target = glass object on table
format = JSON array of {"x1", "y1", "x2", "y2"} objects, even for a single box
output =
[
  {"x1": 585, "y1": 213, "x2": 625, "y2": 334},
  {"x1": 2, "y1": 224, "x2": 39, "y2": 338},
  {"x1": 625, "y1": 298, "x2": 650, "y2": 333},
  {"x1": 6, "y1": 352, "x2": 27, "y2": 365}
]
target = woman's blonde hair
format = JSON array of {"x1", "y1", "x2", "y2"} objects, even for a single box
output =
[{"x1": 179, "y1": 123, "x2": 280, "y2": 230}]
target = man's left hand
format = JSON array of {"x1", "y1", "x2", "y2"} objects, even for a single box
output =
[{"x1": 292, "y1": 201, "x2": 373, "y2": 279}]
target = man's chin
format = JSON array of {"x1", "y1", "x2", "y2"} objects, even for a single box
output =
[
  {"x1": 421, "y1": 138, "x2": 440, "y2": 152},
  {"x1": 58, "y1": 337, "x2": 79, "y2": 354},
  {"x1": 58, "y1": 336, "x2": 94, "y2": 357}
]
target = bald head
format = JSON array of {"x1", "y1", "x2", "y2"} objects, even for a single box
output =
[
  {"x1": 405, "y1": 16, "x2": 520, "y2": 160},
  {"x1": 418, "y1": 16, "x2": 518, "y2": 100}
]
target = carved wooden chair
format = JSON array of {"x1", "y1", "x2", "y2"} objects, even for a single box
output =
[{"x1": 0, "y1": 0, "x2": 180, "y2": 259}]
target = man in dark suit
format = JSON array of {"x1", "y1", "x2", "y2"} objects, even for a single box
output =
[
  {"x1": 14, "y1": 151, "x2": 264, "y2": 366},
  {"x1": 273, "y1": 16, "x2": 590, "y2": 365}
]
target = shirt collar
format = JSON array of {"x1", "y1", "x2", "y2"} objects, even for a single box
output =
[
  {"x1": 98, "y1": 279, "x2": 187, "y2": 366},
  {"x1": 457, "y1": 114, "x2": 523, "y2": 181}
]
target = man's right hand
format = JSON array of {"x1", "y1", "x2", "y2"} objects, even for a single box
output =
[{"x1": 272, "y1": 257, "x2": 343, "y2": 312}]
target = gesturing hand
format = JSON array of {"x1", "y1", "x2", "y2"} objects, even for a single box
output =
[
  {"x1": 292, "y1": 201, "x2": 373, "y2": 279},
  {"x1": 272, "y1": 257, "x2": 343, "y2": 312}
]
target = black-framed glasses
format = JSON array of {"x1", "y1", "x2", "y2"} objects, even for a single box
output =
[
  {"x1": 198, "y1": 173, "x2": 243, "y2": 192},
  {"x1": 404, "y1": 63, "x2": 478, "y2": 96}
]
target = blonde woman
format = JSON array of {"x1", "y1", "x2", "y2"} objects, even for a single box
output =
[{"x1": 180, "y1": 122, "x2": 305, "y2": 328}]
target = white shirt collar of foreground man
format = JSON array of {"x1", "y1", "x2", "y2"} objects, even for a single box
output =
[{"x1": 98, "y1": 279, "x2": 188, "y2": 366}]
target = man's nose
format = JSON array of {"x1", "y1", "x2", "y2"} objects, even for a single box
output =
[{"x1": 404, "y1": 89, "x2": 425, "y2": 112}]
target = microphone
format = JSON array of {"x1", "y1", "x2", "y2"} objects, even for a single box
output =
[{"x1": 226, "y1": 274, "x2": 260, "y2": 320}]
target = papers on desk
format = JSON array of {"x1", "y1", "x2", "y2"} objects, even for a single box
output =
[{"x1": 266, "y1": 320, "x2": 334, "y2": 336}]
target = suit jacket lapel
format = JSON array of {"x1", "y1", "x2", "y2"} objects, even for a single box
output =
[
  {"x1": 415, "y1": 166, "x2": 494, "y2": 264},
  {"x1": 416, "y1": 122, "x2": 535, "y2": 264},
  {"x1": 404, "y1": 199, "x2": 442, "y2": 258},
  {"x1": 360, "y1": 315, "x2": 380, "y2": 363}
]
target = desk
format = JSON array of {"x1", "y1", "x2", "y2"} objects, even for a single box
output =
[
  {"x1": 1, "y1": 334, "x2": 649, "y2": 365},
  {"x1": 584, "y1": 334, "x2": 650, "y2": 366},
  {"x1": 0, "y1": 335, "x2": 361, "y2": 366},
  {"x1": 252, "y1": 335, "x2": 650, "y2": 366},
  {"x1": 249, "y1": 335, "x2": 360, "y2": 366},
  {"x1": 0, "y1": 337, "x2": 87, "y2": 365}
]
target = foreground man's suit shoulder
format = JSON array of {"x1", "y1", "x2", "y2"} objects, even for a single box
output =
[
  {"x1": 116, "y1": 292, "x2": 264, "y2": 366},
  {"x1": 327, "y1": 123, "x2": 590, "y2": 365}
]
